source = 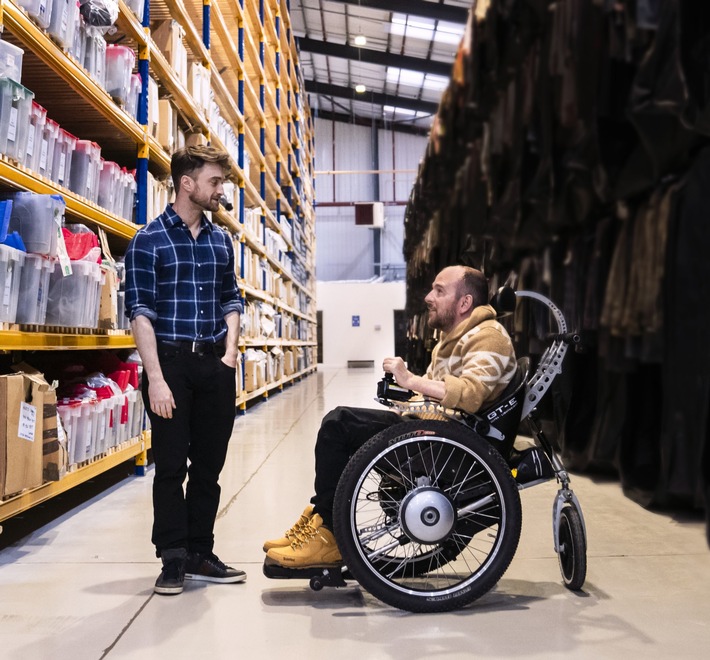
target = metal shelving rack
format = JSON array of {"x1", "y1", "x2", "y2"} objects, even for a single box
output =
[{"x1": 0, "y1": 0, "x2": 316, "y2": 522}]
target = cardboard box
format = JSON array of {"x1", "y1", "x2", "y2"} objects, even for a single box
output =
[
  {"x1": 0, "y1": 374, "x2": 45, "y2": 496},
  {"x1": 43, "y1": 389, "x2": 67, "y2": 482},
  {"x1": 244, "y1": 359, "x2": 259, "y2": 393},
  {"x1": 99, "y1": 264, "x2": 119, "y2": 330}
]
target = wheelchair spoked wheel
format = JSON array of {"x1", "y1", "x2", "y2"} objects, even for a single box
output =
[
  {"x1": 333, "y1": 421, "x2": 522, "y2": 613},
  {"x1": 557, "y1": 504, "x2": 587, "y2": 591}
]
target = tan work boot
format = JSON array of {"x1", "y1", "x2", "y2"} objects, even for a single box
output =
[
  {"x1": 262, "y1": 505, "x2": 315, "y2": 552},
  {"x1": 265, "y1": 513, "x2": 342, "y2": 568}
]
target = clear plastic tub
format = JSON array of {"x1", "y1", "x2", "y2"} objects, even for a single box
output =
[
  {"x1": 25, "y1": 102, "x2": 47, "y2": 172},
  {"x1": 125, "y1": 0, "x2": 145, "y2": 22},
  {"x1": 1, "y1": 192, "x2": 65, "y2": 256},
  {"x1": 46, "y1": 259, "x2": 101, "y2": 327},
  {"x1": 68, "y1": 139, "x2": 101, "y2": 202},
  {"x1": 34, "y1": 117, "x2": 59, "y2": 179},
  {"x1": 98, "y1": 159, "x2": 121, "y2": 214},
  {"x1": 15, "y1": 0, "x2": 52, "y2": 30},
  {"x1": 119, "y1": 168, "x2": 136, "y2": 221},
  {"x1": 125, "y1": 73, "x2": 142, "y2": 120},
  {"x1": 0, "y1": 244, "x2": 25, "y2": 323},
  {"x1": 48, "y1": 0, "x2": 80, "y2": 51},
  {"x1": 51, "y1": 129, "x2": 77, "y2": 189},
  {"x1": 0, "y1": 39, "x2": 24, "y2": 83},
  {"x1": 16, "y1": 253, "x2": 55, "y2": 324},
  {"x1": 105, "y1": 45, "x2": 136, "y2": 106},
  {"x1": 57, "y1": 401, "x2": 80, "y2": 465},
  {"x1": 83, "y1": 30, "x2": 106, "y2": 88},
  {"x1": 0, "y1": 78, "x2": 34, "y2": 161}
]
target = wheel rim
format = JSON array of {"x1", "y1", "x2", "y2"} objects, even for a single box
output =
[{"x1": 347, "y1": 436, "x2": 511, "y2": 598}]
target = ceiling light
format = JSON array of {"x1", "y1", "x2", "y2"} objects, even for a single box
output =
[
  {"x1": 355, "y1": 84, "x2": 367, "y2": 93},
  {"x1": 354, "y1": 35, "x2": 367, "y2": 46}
]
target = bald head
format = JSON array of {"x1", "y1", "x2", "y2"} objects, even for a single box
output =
[{"x1": 424, "y1": 266, "x2": 490, "y2": 332}]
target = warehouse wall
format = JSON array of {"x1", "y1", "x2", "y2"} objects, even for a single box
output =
[
  {"x1": 314, "y1": 118, "x2": 426, "y2": 281},
  {"x1": 317, "y1": 280, "x2": 406, "y2": 368}
]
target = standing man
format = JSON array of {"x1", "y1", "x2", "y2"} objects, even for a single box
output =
[
  {"x1": 263, "y1": 265, "x2": 518, "y2": 568},
  {"x1": 125, "y1": 145, "x2": 246, "y2": 595}
]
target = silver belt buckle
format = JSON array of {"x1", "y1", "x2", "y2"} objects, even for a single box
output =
[{"x1": 191, "y1": 341, "x2": 199, "y2": 353}]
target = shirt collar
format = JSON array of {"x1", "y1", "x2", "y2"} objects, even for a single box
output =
[{"x1": 162, "y1": 204, "x2": 214, "y2": 233}]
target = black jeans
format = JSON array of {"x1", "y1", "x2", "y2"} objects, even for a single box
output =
[
  {"x1": 143, "y1": 348, "x2": 237, "y2": 557},
  {"x1": 311, "y1": 406, "x2": 403, "y2": 528}
]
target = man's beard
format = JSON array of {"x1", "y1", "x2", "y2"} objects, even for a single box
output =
[
  {"x1": 427, "y1": 305, "x2": 455, "y2": 331},
  {"x1": 189, "y1": 189, "x2": 220, "y2": 212}
]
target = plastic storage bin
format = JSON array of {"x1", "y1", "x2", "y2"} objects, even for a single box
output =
[
  {"x1": 48, "y1": 0, "x2": 80, "y2": 51},
  {"x1": 0, "y1": 78, "x2": 34, "y2": 161},
  {"x1": 16, "y1": 253, "x2": 55, "y2": 324},
  {"x1": 34, "y1": 117, "x2": 59, "y2": 179},
  {"x1": 15, "y1": 0, "x2": 52, "y2": 30},
  {"x1": 51, "y1": 129, "x2": 78, "y2": 189},
  {"x1": 0, "y1": 39, "x2": 24, "y2": 83},
  {"x1": 98, "y1": 159, "x2": 121, "y2": 214},
  {"x1": 0, "y1": 244, "x2": 25, "y2": 323},
  {"x1": 68, "y1": 139, "x2": 101, "y2": 202},
  {"x1": 125, "y1": 73, "x2": 142, "y2": 120},
  {"x1": 1, "y1": 192, "x2": 65, "y2": 256},
  {"x1": 83, "y1": 30, "x2": 106, "y2": 88},
  {"x1": 125, "y1": 0, "x2": 145, "y2": 22},
  {"x1": 25, "y1": 102, "x2": 47, "y2": 171},
  {"x1": 46, "y1": 259, "x2": 101, "y2": 327},
  {"x1": 105, "y1": 45, "x2": 136, "y2": 106}
]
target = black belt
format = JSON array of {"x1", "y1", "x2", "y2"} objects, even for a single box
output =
[{"x1": 157, "y1": 339, "x2": 225, "y2": 356}]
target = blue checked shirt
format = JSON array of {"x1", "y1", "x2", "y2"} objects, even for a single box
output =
[{"x1": 124, "y1": 205, "x2": 243, "y2": 342}]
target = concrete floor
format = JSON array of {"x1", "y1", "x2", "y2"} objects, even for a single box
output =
[{"x1": 0, "y1": 366, "x2": 708, "y2": 659}]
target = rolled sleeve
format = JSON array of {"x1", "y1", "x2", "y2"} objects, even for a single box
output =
[
  {"x1": 219, "y1": 235, "x2": 243, "y2": 317},
  {"x1": 124, "y1": 231, "x2": 158, "y2": 323}
]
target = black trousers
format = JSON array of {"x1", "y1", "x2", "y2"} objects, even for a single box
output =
[
  {"x1": 142, "y1": 348, "x2": 237, "y2": 557},
  {"x1": 311, "y1": 406, "x2": 403, "y2": 528}
]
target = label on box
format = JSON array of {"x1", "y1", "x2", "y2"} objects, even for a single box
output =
[
  {"x1": 26, "y1": 129, "x2": 35, "y2": 158},
  {"x1": 40, "y1": 138, "x2": 49, "y2": 171},
  {"x1": 58, "y1": 153, "x2": 67, "y2": 182},
  {"x1": 18, "y1": 402, "x2": 37, "y2": 442},
  {"x1": 8, "y1": 108, "x2": 18, "y2": 142}
]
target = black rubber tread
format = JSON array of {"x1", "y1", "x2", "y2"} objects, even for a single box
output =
[
  {"x1": 333, "y1": 420, "x2": 522, "y2": 613},
  {"x1": 558, "y1": 505, "x2": 587, "y2": 591}
]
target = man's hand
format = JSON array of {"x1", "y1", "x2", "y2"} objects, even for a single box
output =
[
  {"x1": 149, "y1": 378, "x2": 176, "y2": 419},
  {"x1": 383, "y1": 357, "x2": 412, "y2": 389},
  {"x1": 221, "y1": 349, "x2": 239, "y2": 369}
]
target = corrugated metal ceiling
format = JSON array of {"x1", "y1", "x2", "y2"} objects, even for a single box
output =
[{"x1": 291, "y1": 0, "x2": 471, "y2": 132}]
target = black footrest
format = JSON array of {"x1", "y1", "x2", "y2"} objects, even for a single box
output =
[{"x1": 263, "y1": 557, "x2": 351, "y2": 586}]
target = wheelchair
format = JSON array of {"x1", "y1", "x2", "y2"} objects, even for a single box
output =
[{"x1": 263, "y1": 289, "x2": 588, "y2": 613}]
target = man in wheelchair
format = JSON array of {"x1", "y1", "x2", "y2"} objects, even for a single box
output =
[{"x1": 263, "y1": 265, "x2": 525, "y2": 570}]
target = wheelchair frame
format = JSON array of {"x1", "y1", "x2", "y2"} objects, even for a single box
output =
[{"x1": 263, "y1": 289, "x2": 588, "y2": 611}]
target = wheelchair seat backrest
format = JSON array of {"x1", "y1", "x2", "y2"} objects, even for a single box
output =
[{"x1": 465, "y1": 357, "x2": 530, "y2": 458}]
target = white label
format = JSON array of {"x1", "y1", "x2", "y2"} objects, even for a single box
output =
[
  {"x1": 8, "y1": 108, "x2": 18, "y2": 142},
  {"x1": 40, "y1": 138, "x2": 49, "y2": 170},
  {"x1": 56, "y1": 412, "x2": 66, "y2": 444},
  {"x1": 61, "y1": 6, "x2": 68, "y2": 34},
  {"x1": 2, "y1": 267, "x2": 11, "y2": 306},
  {"x1": 18, "y1": 402, "x2": 37, "y2": 442},
  {"x1": 56, "y1": 224, "x2": 72, "y2": 276},
  {"x1": 58, "y1": 153, "x2": 67, "y2": 182},
  {"x1": 26, "y1": 129, "x2": 35, "y2": 158}
]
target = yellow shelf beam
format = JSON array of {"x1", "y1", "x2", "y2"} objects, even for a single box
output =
[
  {"x1": 0, "y1": 434, "x2": 150, "y2": 524},
  {"x1": 0, "y1": 330, "x2": 135, "y2": 351}
]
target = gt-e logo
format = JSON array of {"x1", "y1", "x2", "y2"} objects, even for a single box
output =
[{"x1": 487, "y1": 400, "x2": 515, "y2": 420}]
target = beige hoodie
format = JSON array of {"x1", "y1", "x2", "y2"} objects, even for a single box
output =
[{"x1": 425, "y1": 304, "x2": 517, "y2": 414}]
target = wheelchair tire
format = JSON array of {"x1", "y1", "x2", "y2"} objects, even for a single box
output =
[
  {"x1": 333, "y1": 420, "x2": 522, "y2": 613},
  {"x1": 558, "y1": 504, "x2": 586, "y2": 591}
]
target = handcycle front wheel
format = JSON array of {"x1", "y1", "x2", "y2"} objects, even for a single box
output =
[
  {"x1": 557, "y1": 504, "x2": 587, "y2": 591},
  {"x1": 333, "y1": 420, "x2": 522, "y2": 613}
]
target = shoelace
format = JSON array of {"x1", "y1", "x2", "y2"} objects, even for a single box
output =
[{"x1": 290, "y1": 521, "x2": 320, "y2": 549}]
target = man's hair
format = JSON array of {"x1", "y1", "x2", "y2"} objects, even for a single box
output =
[
  {"x1": 171, "y1": 145, "x2": 232, "y2": 194},
  {"x1": 456, "y1": 266, "x2": 489, "y2": 308}
]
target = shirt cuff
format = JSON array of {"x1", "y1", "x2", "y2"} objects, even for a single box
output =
[
  {"x1": 129, "y1": 306, "x2": 158, "y2": 323},
  {"x1": 223, "y1": 300, "x2": 244, "y2": 316}
]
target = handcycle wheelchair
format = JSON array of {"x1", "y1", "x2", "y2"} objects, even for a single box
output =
[{"x1": 263, "y1": 288, "x2": 587, "y2": 613}]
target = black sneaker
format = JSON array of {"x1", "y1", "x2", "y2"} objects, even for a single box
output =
[
  {"x1": 185, "y1": 552, "x2": 247, "y2": 584},
  {"x1": 154, "y1": 549, "x2": 187, "y2": 595}
]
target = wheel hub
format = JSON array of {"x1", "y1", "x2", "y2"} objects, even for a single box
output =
[{"x1": 399, "y1": 487, "x2": 456, "y2": 544}]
